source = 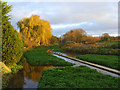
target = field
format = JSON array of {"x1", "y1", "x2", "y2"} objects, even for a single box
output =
[
  {"x1": 98, "y1": 41, "x2": 120, "y2": 45},
  {"x1": 76, "y1": 54, "x2": 119, "y2": 70},
  {"x1": 38, "y1": 66, "x2": 119, "y2": 88},
  {"x1": 46, "y1": 44, "x2": 63, "y2": 52},
  {"x1": 23, "y1": 45, "x2": 73, "y2": 66},
  {"x1": 62, "y1": 41, "x2": 120, "y2": 55}
]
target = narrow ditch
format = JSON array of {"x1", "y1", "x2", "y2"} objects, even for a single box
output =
[{"x1": 52, "y1": 52, "x2": 120, "y2": 78}]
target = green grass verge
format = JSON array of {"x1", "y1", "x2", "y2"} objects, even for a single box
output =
[
  {"x1": 46, "y1": 44, "x2": 63, "y2": 52},
  {"x1": 38, "y1": 66, "x2": 119, "y2": 88},
  {"x1": 62, "y1": 41, "x2": 120, "y2": 55},
  {"x1": 98, "y1": 41, "x2": 120, "y2": 45},
  {"x1": 64, "y1": 47, "x2": 119, "y2": 55},
  {"x1": 23, "y1": 45, "x2": 73, "y2": 66},
  {"x1": 76, "y1": 54, "x2": 119, "y2": 70},
  {"x1": 98, "y1": 41, "x2": 120, "y2": 49}
]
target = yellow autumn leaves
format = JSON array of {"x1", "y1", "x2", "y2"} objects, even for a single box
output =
[{"x1": 17, "y1": 15, "x2": 52, "y2": 46}]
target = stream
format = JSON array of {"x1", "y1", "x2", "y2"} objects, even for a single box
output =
[
  {"x1": 7, "y1": 52, "x2": 119, "y2": 89},
  {"x1": 53, "y1": 52, "x2": 120, "y2": 78},
  {"x1": 7, "y1": 62, "x2": 53, "y2": 89}
]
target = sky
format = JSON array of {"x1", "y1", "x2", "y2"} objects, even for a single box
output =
[{"x1": 4, "y1": 0, "x2": 118, "y2": 37}]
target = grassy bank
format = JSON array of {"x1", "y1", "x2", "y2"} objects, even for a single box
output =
[
  {"x1": 98, "y1": 41, "x2": 119, "y2": 45},
  {"x1": 46, "y1": 44, "x2": 63, "y2": 52},
  {"x1": 76, "y1": 54, "x2": 119, "y2": 70},
  {"x1": 23, "y1": 45, "x2": 73, "y2": 66},
  {"x1": 38, "y1": 66, "x2": 119, "y2": 88},
  {"x1": 64, "y1": 48, "x2": 119, "y2": 55},
  {"x1": 62, "y1": 41, "x2": 120, "y2": 55}
]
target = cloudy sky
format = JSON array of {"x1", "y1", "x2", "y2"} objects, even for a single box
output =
[{"x1": 4, "y1": 1, "x2": 118, "y2": 37}]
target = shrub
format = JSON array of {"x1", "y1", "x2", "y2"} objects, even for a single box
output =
[
  {"x1": 2, "y1": 22, "x2": 24, "y2": 65},
  {"x1": 2, "y1": 1, "x2": 23, "y2": 65}
]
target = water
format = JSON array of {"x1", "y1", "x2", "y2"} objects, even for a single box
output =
[
  {"x1": 53, "y1": 52, "x2": 120, "y2": 78},
  {"x1": 7, "y1": 62, "x2": 53, "y2": 89},
  {"x1": 7, "y1": 52, "x2": 119, "y2": 88}
]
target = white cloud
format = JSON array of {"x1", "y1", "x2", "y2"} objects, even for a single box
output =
[
  {"x1": 51, "y1": 22, "x2": 88, "y2": 29},
  {"x1": 6, "y1": 2, "x2": 118, "y2": 36}
]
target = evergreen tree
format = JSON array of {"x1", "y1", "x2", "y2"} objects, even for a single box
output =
[{"x1": 2, "y1": 1, "x2": 23, "y2": 65}]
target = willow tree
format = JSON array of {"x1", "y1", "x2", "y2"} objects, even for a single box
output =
[{"x1": 17, "y1": 15, "x2": 52, "y2": 46}]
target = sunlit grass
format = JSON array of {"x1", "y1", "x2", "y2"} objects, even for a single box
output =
[
  {"x1": 23, "y1": 45, "x2": 73, "y2": 66},
  {"x1": 76, "y1": 54, "x2": 119, "y2": 70},
  {"x1": 38, "y1": 66, "x2": 119, "y2": 88}
]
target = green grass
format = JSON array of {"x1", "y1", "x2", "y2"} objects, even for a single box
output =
[
  {"x1": 98, "y1": 41, "x2": 120, "y2": 45},
  {"x1": 98, "y1": 41, "x2": 120, "y2": 49},
  {"x1": 46, "y1": 44, "x2": 63, "y2": 52},
  {"x1": 38, "y1": 66, "x2": 119, "y2": 88},
  {"x1": 62, "y1": 41, "x2": 120, "y2": 55},
  {"x1": 76, "y1": 54, "x2": 119, "y2": 70},
  {"x1": 64, "y1": 47, "x2": 119, "y2": 55},
  {"x1": 23, "y1": 45, "x2": 73, "y2": 66}
]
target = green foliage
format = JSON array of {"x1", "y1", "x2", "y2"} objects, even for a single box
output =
[
  {"x1": 38, "y1": 66, "x2": 119, "y2": 88},
  {"x1": 101, "y1": 33, "x2": 110, "y2": 41},
  {"x1": 2, "y1": 1, "x2": 23, "y2": 65},
  {"x1": 76, "y1": 54, "x2": 119, "y2": 70},
  {"x1": 8, "y1": 64, "x2": 23, "y2": 72},
  {"x1": 98, "y1": 41, "x2": 120, "y2": 45},
  {"x1": 98, "y1": 41, "x2": 120, "y2": 49},
  {"x1": 1, "y1": 1, "x2": 12, "y2": 22},
  {"x1": 23, "y1": 46, "x2": 73, "y2": 66},
  {"x1": 101, "y1": 37, "x2": 108, "y2": 41},
  {"x1": 64, "y1": 47, "x2": 119, "y2": 55},
  {"x1": 46, "y1": 44, "x2": 63, "y2": 52}
]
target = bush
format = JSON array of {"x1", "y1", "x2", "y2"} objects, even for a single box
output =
[
  {"x1": 2, "y1": 1, "x2": 24, "y2": 65},
  {"x1": 2, "y1": 22, "x2": 24, "y2": 65}
]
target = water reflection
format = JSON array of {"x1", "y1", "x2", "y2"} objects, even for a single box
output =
[
  {"x1": 23, "y1": 63, "x2": 53, "y2": 82},
  {"x1": 7, "y1": 71, "x2": 25, "y2": 88},
  {"x1": 7, "y1": 62, "x2": 53, "y2": 88}
]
